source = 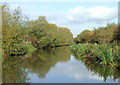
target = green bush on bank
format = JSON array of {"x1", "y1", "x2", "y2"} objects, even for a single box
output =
[
  {"x1": 2, "y1": 4, "x2": 28, "y2": 55},
  {"x1": 71, "y1": 44, "x2": 120, "y2": 67}
]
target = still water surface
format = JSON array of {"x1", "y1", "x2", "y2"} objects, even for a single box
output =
[{"x1": 2, "y1": 46, "x2": 120, "y2": 83}]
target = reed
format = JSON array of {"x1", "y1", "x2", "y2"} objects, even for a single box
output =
[{"x1": 70, "y1": 44, "x2": 120, "y2": 67}]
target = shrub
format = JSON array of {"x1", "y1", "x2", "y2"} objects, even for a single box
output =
[{"x1": 71, "y1": 44, "x2": 120, "y2": 67}]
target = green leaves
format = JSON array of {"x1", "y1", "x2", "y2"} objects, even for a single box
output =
[
  {"x1": 74, "y1": 23, "x2": 119, "y2": 44},
  {"x1": 71, "y1": 44, "x2": 120, "y2": 67},
  {"x1": 28, "y1": 19, "x2": 74, "y2": 49},
  {"x1": 2, "y1": 4, "x2": 28, "y2": 55},
  {"x1": 2, "y1": 4, "x2": 74, "y2": 55}
]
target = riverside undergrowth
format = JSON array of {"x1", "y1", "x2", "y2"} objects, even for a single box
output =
[{"x1": 70, "y1": 44, "x2": 120, "y2": 67}]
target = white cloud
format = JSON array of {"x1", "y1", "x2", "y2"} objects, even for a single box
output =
[
  {"x1": 49, "y1": 55, "x2": 103, "y2": 81},
  {"x1": 68, "y1": 6, "x2": 117, "y2": 24},
  {"x1": 47, "y1": 6, "x2": 117, "y2": 25},
  {"x1": 7, "y1": 3, "x2": 118, "y2": 37},
  {"x1": 7, "y1": 3, "x2": 117, "y2": 25}
]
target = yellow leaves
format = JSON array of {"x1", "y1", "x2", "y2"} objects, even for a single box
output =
[
  {"x1": 89, "y1": 31, "x2": 94, "y2": 36},
  {"x1": 2, "y1": 27, "x2": 26, "y2": 54},
  {"x1": 49, "y1": 24, "x2": 57, "y2": 28}
]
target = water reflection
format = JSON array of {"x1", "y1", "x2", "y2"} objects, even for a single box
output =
[
  {"x1": 46, "y1": 55, "x2": 104, "y2": 82},
  {"x1": 74, "y1": 55, "x2": 120, "y2": 82},
  {"x1": 2, "y1": 46, "x2": 71, "y2": 83},
  {"x1": 2, "y1": 56, "x2": 29, "y2": 83},
  {"x1": 22, "y1": 46, "x2": 71, "y2": 79},
  {"x1": 2, "y1": 46, "x2": 120, "y2": 83}
]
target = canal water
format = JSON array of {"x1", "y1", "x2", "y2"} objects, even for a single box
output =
[{"x1": 2, "y1": 46, "x2": 120, "y2": 83}]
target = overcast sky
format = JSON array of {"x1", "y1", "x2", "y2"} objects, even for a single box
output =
[{"x1": 0, "y1": 1, "x2": 118, "y2": 37}]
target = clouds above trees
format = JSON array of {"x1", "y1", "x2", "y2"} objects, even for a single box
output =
[{"x1": 47, "y1": 6, "x2": 117, "y2": 25}]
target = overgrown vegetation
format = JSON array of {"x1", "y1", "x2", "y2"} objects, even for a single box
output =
[
  {"x1": 2, "y1": 4, "x2": 28, "y2": 55},
  {"x1": 71, "y1": 44, "x2": 120, "y2": 67},
  {"x1": 2, "y1": 4, "x2": 74, "y2": 56},
  {"x1": 72, "y1": 21, "x2": 120, "y2": 67}
]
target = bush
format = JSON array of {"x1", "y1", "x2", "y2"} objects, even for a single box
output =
[
  {"x1": 2, "y1": 4, "x2": 28, "y2": 55},
  {"x1": 71, "y1": 44, "x2": 120, "y2": 67}
]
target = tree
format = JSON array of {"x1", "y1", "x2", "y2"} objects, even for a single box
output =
[
  {"x1": 2, "y1": 4, "x2": 27, "y2": 55},
  {"x1": 74, "y1": 30, "x2": 94, "y2": 43},
  {"x1": 94, "y1": 23, "x2": 118, "y2": 44}
]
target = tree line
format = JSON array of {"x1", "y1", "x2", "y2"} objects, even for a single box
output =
[
  {"x1": 2, "y1": 4, "x2": 74, "y2": 56},
  {"x1": 74, "y1": 23, "x2": 120, "y2": 44},
  {"x1": 2, "y1": 3, "x2": 120, "y2": 56}
]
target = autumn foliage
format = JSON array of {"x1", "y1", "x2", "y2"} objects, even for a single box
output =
[
  {"x1": 2, "y1": 4, "x2": 74, "y2": 55},
  {"x1": 74, "y1": 23, "x2": 119, "y2": 44}
]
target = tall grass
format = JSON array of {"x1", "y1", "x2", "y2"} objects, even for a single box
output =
[{"x1": 70, "y1": 44, "x2": 120, "y2": 67}]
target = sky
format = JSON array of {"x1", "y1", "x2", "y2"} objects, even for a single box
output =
[{"x1": 0, "y1": 1, "x2": 119, "y2": 37}]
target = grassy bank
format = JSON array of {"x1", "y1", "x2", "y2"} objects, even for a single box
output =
[{"x1": 70, "y1": 44, "x2": 120, "y2": 67}]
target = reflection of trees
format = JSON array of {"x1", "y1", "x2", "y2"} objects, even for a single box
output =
[
  {"x1": 22, "y1": 46, "x2": 71, "y2": 78},
  {"x1": 74, "y1": 56, "x2": 120, "y2": 82},
  {"x1": 2, "y1": 56, "x2": 29, "y2": 83}
]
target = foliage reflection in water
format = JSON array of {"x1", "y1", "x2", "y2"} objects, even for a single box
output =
[
  {"x1": 2, "y1": 46, "x2": 120, "y2": 83},
  {"x1": 22, "y1": 46, "x2": 71, "y2": 79},
  {"x1": 72, "y1": 51, "x2": 120, "y2": 82},
  {"x1": 2, "y1": 56, "x2": 29, "y2": 83},
  {"x1": 2, "y1": 46, "x2": 71, "y2": 83}
]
